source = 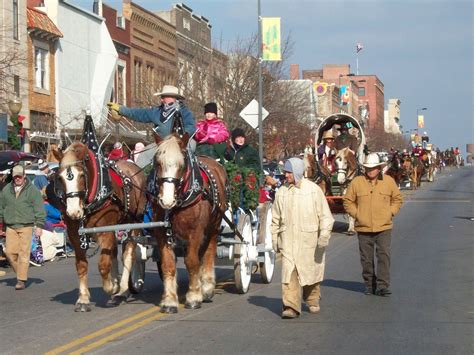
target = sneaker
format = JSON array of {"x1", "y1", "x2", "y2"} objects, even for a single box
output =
[
  {"x1": 281, "y1": 307, "x2": 299, "y2": 319},
  {"x1": 0, "y1": 270, "x2": 6, "y2": 277},
  {"x1": 15, "y1": 280, "x2": 26, "y2": 290},
  {"x1": 309, "y1": 305, "x2": 320, "y2": 314},
  {"x1": 29, "y1": 260, "x2": 43, "y2": 267},
  {"x1": 375, "y1": 288, "x2": 392, "y2": 297}
]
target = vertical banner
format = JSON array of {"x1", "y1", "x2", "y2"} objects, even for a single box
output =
[
  {"x1": 418, "y1": 114, "x2": 424, "y2": 128},
  {"x1": 0, "y1": 113, "x2": 7, "y2": 142},
  {"x1": 262, "y1": 17, "x2": 281, "y2": 61},
  {"x1": 340, "y1": 85, "x2": 351, "y2": 106}
]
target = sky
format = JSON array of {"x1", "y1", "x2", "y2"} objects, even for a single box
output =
[{"x1": 71, "y1": 0, "x2": 473, "y2": 152}]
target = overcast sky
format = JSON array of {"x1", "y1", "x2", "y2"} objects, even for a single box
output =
[{"x1": 71, "y1": 0, "x2": 473, "y2": 151}]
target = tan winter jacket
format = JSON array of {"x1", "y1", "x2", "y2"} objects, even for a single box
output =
[
  {"x1": 343, "y1": 174, "x2": 403, "y2": 233},
  {"x1": 271, "y1": 178, "x2": 334, "y2": 286}
]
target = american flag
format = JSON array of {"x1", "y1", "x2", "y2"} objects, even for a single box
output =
[{"x1": 356, "y1": 42, "x2": 364, "y2": 53}]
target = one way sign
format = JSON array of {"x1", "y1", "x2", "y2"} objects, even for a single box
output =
[{"x1": 239, "y1": 99, "x2": 269, "y2": 129}]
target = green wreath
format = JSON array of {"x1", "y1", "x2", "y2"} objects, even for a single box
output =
[{"x1": 225, "y1": 162, "x2": 260, "y2": 210}]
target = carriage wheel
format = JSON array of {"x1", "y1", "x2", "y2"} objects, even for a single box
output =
[
  {"x1": 129, "y1": 243, "x2": 146, "y2": 294},
  {"x1": 234, "y1": 213, "x2": 253, "y2": 294},
  {"x1": 258, "y1": 202, "x2": 275, "y2": 284}
]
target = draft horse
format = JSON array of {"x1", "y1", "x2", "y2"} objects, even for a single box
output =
[
  {"x1": 385, "y1": 154, "x2": 404, "y2": 186},
  {"x1": 151, "y1": 133, "x2": 227, "y2": 313},
  {"x1": 334, "y1": 148, "x2": 359, "y2": 235},
  {"x1": 53, "y1": 142, "x2": 147, "y2": 311}
]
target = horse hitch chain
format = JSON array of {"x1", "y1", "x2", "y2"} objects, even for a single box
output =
[{"x1": 79, "y1": 219, "x2": 89, "y2": 250}]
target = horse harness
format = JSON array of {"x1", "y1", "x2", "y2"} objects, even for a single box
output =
[
  {"x1": 153, "y1": 150, "x2": 221, "y2": 246},
  {"x1": 55, "y1": 150, "x2": 135, "y2": 250}
]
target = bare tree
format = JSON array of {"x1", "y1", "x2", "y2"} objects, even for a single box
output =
[{"x1": 366, "y1": 125, "x2": 411, "y2": 152}]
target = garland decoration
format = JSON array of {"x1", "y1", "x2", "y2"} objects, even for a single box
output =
[{"x1": 225, "y1": 162, "x2": 260, "y2": 210}]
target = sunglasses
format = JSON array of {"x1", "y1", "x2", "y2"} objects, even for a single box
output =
[{"x1": 13, "y1": 175, "x2": 25, "y2": 179}]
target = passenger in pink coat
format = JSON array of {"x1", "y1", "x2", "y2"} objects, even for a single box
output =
[{"x1": 195, "y1": 102, "x2": 229, "y2": 161}]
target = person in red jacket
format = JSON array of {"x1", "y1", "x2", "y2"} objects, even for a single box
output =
[
  {"x1": 195, "y1": 102, "x2": 229, "y2": 161},
  {"x1": 108, "y1": 142, "x2": 128, "y2": 161}
]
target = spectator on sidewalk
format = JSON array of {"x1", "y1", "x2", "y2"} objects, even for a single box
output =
[
  {"x1": 343, "y1": 153, "x2": 403, "y2": 296},
  {"x1": 0, "y1": 165, "x2": 46, "y2": 290},
  {"x1": 33, "y1": 161, "x2": 50, "y2": 197},
  {"x1": 271, "y1": 157, "x2": 334, "y2": 319}
]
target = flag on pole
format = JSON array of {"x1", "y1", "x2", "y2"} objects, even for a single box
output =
[
  {"x1": 418, "y1": 114, "x2": 424, "y2": 128},
  {"x1": 262, "y1": 17, "x2": 281, "y2": 61},
  {"x1": 356, "y1": 42, "x2": 364, "y2": 53}
]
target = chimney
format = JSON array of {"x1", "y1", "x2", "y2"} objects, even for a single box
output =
[{"x1": 290, "y1": 64, "x2": 300, "y2": 80}]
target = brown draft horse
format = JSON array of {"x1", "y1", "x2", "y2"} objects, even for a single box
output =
[
  {"x1": 303, "y1": 152, "x2": 332, "y2": 194},
  {"x1": 402, "y1": 156, "x2": 425, "y2": 190},
  {"x1": 151, "y1": 133, "x2": 227, "y2": 313},
  {"x1": 53, "y1": 142, "x2": 147, "y2": 311},
  {"x1": 385, "y1": 154, "x2": 404, "y2": 186}
]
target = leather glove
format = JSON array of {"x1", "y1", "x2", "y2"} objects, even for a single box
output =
[
  {"x1": 107, "y1": 102, "x2": 120, "y2": 112},
  {"x1": 107, "y1": 102, "x2": 121, "y2": 120}
]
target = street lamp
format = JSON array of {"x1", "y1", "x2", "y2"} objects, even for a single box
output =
[{"x1": 8, "y1": 97, "x2": 23, "y2": 150}]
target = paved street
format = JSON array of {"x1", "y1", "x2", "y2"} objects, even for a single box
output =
[{"x1": 0, "y1": 167, "x2": 472, "y2": 354}]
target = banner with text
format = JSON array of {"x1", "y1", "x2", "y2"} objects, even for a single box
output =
[
  {"x1": 417, "y1": 114, "x2": 424, "y2": 128},
  {"x1": 262, "y1": 17, "x2": 281, "y2": 61}
]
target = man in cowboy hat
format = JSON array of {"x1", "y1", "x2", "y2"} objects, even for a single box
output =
[
  {"x1": 107, "y1": 85, "x2": 196, "y2": 140},
  {"x1": 335, "y1": 123, "x2": 358, "y2": 152},
  {"x1": 317, "y1": 130, "x2": 337, "y2": 173},
  {"x1": 343, "y1": 153, "x2": 403, "y2": 297}
]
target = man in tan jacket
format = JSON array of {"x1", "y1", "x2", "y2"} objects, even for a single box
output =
[
  {"x1": 343, "y1": 153, "x2": 403, "y2": 297},
  {"x1": 271, "y1": 157, "x2": 334, "y2": 319}
]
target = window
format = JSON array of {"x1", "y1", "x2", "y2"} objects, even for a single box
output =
[
  {"x1": 358, "y1": 87, "x2": 366, "y2": 97},
  {"x1": 116, "y1": 61, "x2": 126, "y2": 105},
  {"x1": 183, "y1": 17, "x2": 190, "y2": 31},
  {"x1": 13, "y1": 0, "x2": 19, "y2": 39},
  {"x1": 134, "y1": 60, "x2": 142, "y2": 101},
  {"x1": 13, "y1": 75, "x2": 20, "y2": 97},
  {"x1": 34, "y1": 45, "x2": 49, "y2": 90}
]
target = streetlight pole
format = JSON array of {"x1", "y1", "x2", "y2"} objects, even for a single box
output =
[{"x1": 257, "y1": 0, "x2": 264, "y2": 172}]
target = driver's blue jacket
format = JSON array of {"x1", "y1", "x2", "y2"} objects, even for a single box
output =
[{"x1": 119, "y1": 104, "x2": 196, "y2": 138}]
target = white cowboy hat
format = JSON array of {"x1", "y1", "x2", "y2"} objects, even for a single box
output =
[
  {"x1": 153, "y1": 85, "x2": 185, "y2": 99},
  {"x1": 362, "y1": 153, "x2": 386, "y2": 168}
]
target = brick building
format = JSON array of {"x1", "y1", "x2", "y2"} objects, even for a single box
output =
[
  {"x1": 122, "y1": 0, "x2": 177, "y2": 107},
  {"x1": 156, "y1": 3, "x2": 212, "y2": 110},
  {"x1": 26, "y1": 6, "x2": 62, "y2": 153},
  {"x1": 301, "y1": 64, "x2": 384, "y2": 129}
]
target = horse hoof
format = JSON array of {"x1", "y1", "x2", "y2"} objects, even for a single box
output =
[
  {"x1": 202, "y1": 292, "x2": 214, "y2": 303},
  {"x1": 74, "y1": 303, "x2": 91, "y2": 312},
  {"x1": 160, "y1": 305, "x2": 178, "y2": 314},
  {"x1": 185, "y1": 301, "x2": 202, "y2": 309}
]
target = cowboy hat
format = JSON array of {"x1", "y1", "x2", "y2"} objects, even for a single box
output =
[
  {"x1": 362, "y1": 153, "x2": 386, "y2": 168},
  {"x1": 322, "y1": 131, "x2": 335, "y2": 140},
  {"x1": 153, "y1": 85, "x2": 185, "y2": 99}
]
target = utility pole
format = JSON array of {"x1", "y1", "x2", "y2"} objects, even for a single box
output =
[{"x1": 257, "y1": 0, "x2": 264, "y2": 172}]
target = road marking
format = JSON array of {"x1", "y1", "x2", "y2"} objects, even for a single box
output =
[
  {"x1": 405, "y1": 199, "x2": 471, "y2": 203},
  {"x1": 69, "y1": 306, "x2": 184, "y2": 355},
  {"x1": 45, "y1": 306, "x2": 161, "y2": 355}
]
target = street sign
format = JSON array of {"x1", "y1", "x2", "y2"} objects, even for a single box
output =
[{"x1": 239, "y1": 99, "x2": 269, "y2": 129}]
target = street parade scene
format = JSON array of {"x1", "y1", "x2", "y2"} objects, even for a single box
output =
[{"x1": 0, "y1": 0, "x2": 472, "y2": 354}]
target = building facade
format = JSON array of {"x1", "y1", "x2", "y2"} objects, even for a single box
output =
[
  {"x1": 156, "y1": 3, "x2": 212, "y2": 109},
  {"x1": 123, "y1": 0, "x2": 177, "y2": 107},
  {"x1": 384, "y1": 98, "x2": 401, "y2": 134},
  {"x1": 26, "y1": 5, "x2": 62, "y2": 154}
]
